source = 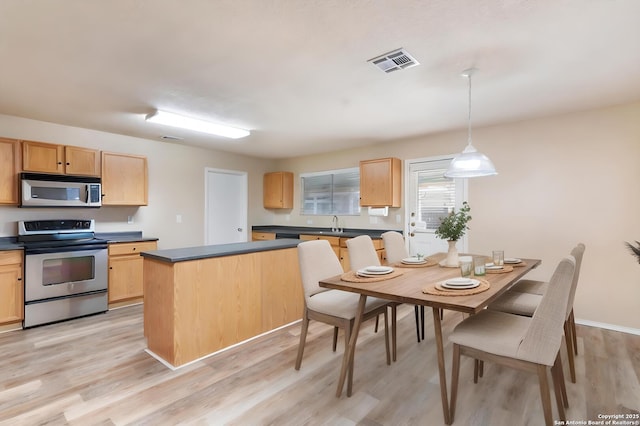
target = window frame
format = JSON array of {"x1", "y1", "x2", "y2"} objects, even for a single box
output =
[{"x1": 300, "y1": 167, "x2": 361, "y2": 216}]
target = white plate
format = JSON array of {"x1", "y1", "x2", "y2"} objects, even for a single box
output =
[
  {"x1": 441, "y1": 281, "x2": 480, "y2": 290},
  {"x1": 401, "y1": 257, "x2": 427, "y2": 264},
  {"x1": 357, "y1": 271, "x2": 392, "y2": 278},
  {"x1": 357, "y1": 267, "x2": 393, "y2": 276},
  {"x1": 364, "y1": 265, "x2": 393, "y2": 273},
  {"x1": 485, "y1": 265, "x2": 504, "y2": 270},
  {"x1": 445, "y1": 278, "x2": 474, "y2": 286},
  {"x1": 504, "y1": 258, "x2": 522, "y2": 264}
]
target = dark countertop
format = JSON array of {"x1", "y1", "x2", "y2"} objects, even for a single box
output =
[
  {"x1": 0, "y1": 232, "x2": 157, "y2": 251},
  {"x1": 96, "y1": 232, "x2": 159, "y2": 244},
  {"x1": 252, "y1": 225, "x2": 401, "y2": 239},
  {"x1": 0, "y1": 237, "x2": 20, "y2": 251},
  {"x1": 141, "y1": 238, "x2": 301, "y2": 263}
]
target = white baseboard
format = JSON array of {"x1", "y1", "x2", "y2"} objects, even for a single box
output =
[{"x1": 575, "y1": 318, "x2": 640, "y2": 336}]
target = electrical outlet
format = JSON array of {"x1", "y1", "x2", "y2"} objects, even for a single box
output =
[
  {"x1": 176, "y1": 214, "x2": 182, "y2": 223},
  {"x1": 396, "y1": 214, "x2": 401, "y2": 223},
  {"x1": 127, "y1": 216, "x2": 134, "y2": 224},
  {"x1": 306, "y1": 219, "x2": 313, "y2": 225}
]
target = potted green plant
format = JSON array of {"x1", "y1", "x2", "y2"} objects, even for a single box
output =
[{"x1": 435, "y1": 202, "x2": 472, "y2": 267}]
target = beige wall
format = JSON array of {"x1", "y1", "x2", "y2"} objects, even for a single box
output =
[
  {"x1": 0, "y1": 114, "x2": 276, "y2": 248},
  {"x1": 2, "y1": 102, "x2": 639, "y2": 330},
  {"x1": 273, "y1": 102, "x2": 640, "y2": 330}
]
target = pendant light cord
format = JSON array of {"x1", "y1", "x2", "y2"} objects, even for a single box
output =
[{"x1": 467, "y1": 72, "x2": 472, "y2": 145}]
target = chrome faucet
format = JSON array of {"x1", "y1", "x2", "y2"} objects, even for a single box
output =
[{"x1": 331, "y1": 215, "x2": 339, "y2": 232}]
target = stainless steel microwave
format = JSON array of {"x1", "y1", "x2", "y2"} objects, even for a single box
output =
[{"x1": 20, "y1": 173, "x2": 102, "y2": 208}]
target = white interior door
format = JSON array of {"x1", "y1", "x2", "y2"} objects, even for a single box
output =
[
  {"x1": 405, "y1": 157, "x2": 467, "y2": 257},
  {"x1": 205, "y1": 168, "x2": 248, "y2": 245}
]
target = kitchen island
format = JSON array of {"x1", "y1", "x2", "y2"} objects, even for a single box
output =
[{"x1": 141, "y1": 239, "x2": 303, "y2": 368}]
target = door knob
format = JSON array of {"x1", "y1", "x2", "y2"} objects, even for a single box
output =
[
  {"x1": 410, "y1": 232, "x2": 415, "y2": 237},
  {"x1": 237, "y1": 228, "x2": 243, "y2": 232}
]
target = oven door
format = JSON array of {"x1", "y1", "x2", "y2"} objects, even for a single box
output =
[{"x1": 24, "y1": 245, "x2": 108, "y2": 302}]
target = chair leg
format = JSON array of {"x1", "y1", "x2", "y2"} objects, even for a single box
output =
[
  {"x1": 450, "y1": 344, "x2": 461, "y2": 423},
  {"x1": 391, "y1": 305, "x2": 397, "y2": 362},
  {"x1": 479, "y1": 360, "x2": 484, "y2": 378},
  {"x1": 570, "y1": 309, "x2": 578, "y2": 355},
  {"x1": 551, "y1": 355, "x2": 567, "y2": 421},
  {"x1": 384, "y1": 309, "x2": 391, "y2": 365},
  {"x1": 420, "y1": 306, "x2": 425, "y2": 340},
  {"x1": 554, "y1": 352, "x2": 569, "y2": 408},
  {"x1": 473, "y1": 359, "x2": 479, "y2": 384},
  {"x1": 536, "y1": 364, "x2": 554, "y2": 426},
  {"x1": 414, "y1": 305, "x2": 421, "y2": 342},
  {"x1": 295, "y1": 313, "x2": 310, "y2": 370},
  {"x1": 374, "y1": 314, "x2": 379, "y2": 333},
  {"x1": 332, "y1": 326, "x2": 339, "y2": 352},
  {"x1": 564, "y1": 320, "x2": 577, "y2": 383}
]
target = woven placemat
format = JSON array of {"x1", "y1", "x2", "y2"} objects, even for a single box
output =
[
  {"x1": 485, "y1": 265, "x2": 514, "y2": 274},
  {"x1": 393, "y1": 258, "x2": 438, "y2": 268},
  {"x1": 422, "y1": 278, "x2": 490, "y2": 296},
  {"x1": 340, "y1": 269, "x2": 404, "y2": 283}
]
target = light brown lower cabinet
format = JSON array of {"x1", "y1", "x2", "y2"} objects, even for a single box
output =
[
  {"x1": 251, "y1": 231, "x2": 276, "y2": 241},
  {"x1": 0, "y1": 250, "x2": 24, "y2": 325},
  {"x1": 108, "y1": 241, "x2": 157, "y2": 304}
]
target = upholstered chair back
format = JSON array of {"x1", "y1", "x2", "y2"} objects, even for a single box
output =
[
  {"x1": 297, "y1": 240, "x2": 343, "y2": 300},
  {"x1": 517, "y1": 256, "x2": 576, "y2": 366},
  {"x1": 346, "y1": 235, "x2": 380, "y2": 271},
  {"x1": 566, "y1": 243, "x2": 585, "y2": 319},
  {"x1": 381, "y1": 231, "x2": 408, "y2": 264}
]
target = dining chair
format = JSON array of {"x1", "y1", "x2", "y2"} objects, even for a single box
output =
[
  {"x1": 346, "y1": 235, "x2": 398, "y2": 361},
  {"x1": 488, "y1": 243, "x2": 585, "y2": 383},
  {"x1": 381, "y1": 231, "x2": 425, "y2": 343},
  {"x1": 449, "y1": 256, "x2": 576, "y2": 426},
  {"x1": 295, "y1": 239, "x2": 392, "y2": 377}
]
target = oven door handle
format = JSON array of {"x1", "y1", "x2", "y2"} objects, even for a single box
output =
[{"x1": 25, "y1": 244, "x2": 108, "y2": 255}]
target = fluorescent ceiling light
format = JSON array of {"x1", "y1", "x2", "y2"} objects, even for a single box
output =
[{"x1": 145, "y1": 110, "x2": 250, "y2": 139}]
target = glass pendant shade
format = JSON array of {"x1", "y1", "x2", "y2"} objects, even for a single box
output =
[
  {"x1": 444, "y1": 68, "x2": 497, "y2": 179},
  {"x1": 444, "y1": 140, "x2": 497, "y2": 178}
]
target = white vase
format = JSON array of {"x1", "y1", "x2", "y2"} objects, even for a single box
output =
[{"x1": 445, "y1": 240, "x2": 459, "y2": 267}]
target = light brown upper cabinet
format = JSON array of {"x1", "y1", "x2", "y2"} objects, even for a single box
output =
[
  {"x1": 22, "y1": 140, "x2": 100, "y2": 176},
  {"x1": 101, "y1": 152, "x2": 148, "y2": 206},
  {"x1": 0, "y1": 138, "x2": 21, "y2": 205},
  {"x1": 263, "y1": 171, "x2": 293, "y2": 209},
  {"x1": 359, "y1": 157, "x2": 402, "y2": 207}
]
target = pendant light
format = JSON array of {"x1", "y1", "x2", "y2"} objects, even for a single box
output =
[{"x1": 444, "y1": 68, "x2": 497, "y2": 178}]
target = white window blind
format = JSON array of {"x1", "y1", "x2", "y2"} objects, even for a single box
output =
[
  {"x1": 416, "y1": 169, "x2": 456, "y2": 230},
  {"x1": 301, "y1": 168, "x2": 360, "y2": 215}
]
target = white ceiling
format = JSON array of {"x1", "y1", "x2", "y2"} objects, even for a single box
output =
[{"x1": 1, "y1": 0, "x2": 639, "y2": 159}]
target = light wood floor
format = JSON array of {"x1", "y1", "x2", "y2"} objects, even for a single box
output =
[{"x1": 0, "y1": 304, "x2": 638, "y2": 425}]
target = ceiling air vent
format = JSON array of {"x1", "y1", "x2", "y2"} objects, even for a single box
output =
[{"x1": 369, "y1": 48, "x2": 419, "y2": 73}]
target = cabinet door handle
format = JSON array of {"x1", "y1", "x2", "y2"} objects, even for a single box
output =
[
  {"x1": 66, "y1": 162, "x2": 70, "y2": 165},
  {"x1": 17, "y1": 277, "x2": 22, "y2": 281}
]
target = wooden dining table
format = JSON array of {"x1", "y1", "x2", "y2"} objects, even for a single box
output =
[{"x1": 319, "y1": 252, "x2": 541, "y2": 425}]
